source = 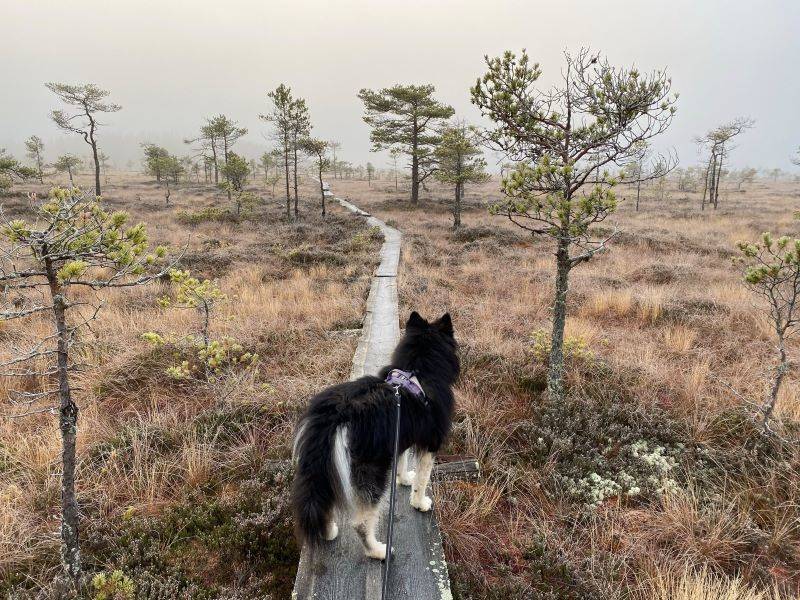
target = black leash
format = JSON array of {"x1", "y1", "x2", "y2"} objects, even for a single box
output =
[{"x1": 381, "y1": 384, "x2": 402, "y2": 600}]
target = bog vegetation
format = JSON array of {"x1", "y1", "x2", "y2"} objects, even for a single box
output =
[{"x1": 1, "y1": 46, "x2": 799, "y2": 600}]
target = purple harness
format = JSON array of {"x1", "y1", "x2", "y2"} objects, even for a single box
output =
[{"x1": 385, "y1": 368, "x2": 426, "y2": 404}]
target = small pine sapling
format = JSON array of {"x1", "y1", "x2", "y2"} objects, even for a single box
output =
[
  {"x1": 0, "y1": 187, "x2": 170, "y2": 583},
  {"x1": 737, "y1": 233, "x2": 800, "y2": 430},
  {"x1": 144, "y1": 269, "x2": 257, "y2": 380}
]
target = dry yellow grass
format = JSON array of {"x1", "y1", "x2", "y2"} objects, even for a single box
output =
[
  {"x1": 646, "y1": 567, "x2": 788, "y2": 600},
  {"x1": 580, "y1": 289, "x2": 634, "y2": 319},
  {"x1": 663, "y1": 325, "x2": 698, "y2": 353}
]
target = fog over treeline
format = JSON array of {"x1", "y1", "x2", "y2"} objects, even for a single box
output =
[{"x1": 2, "y1": 0, "x2": 799, "y2": 172}]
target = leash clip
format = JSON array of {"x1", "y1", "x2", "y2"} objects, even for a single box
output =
[{"x1": 385, "y1": 368, "x2": 427, "y2": 405}]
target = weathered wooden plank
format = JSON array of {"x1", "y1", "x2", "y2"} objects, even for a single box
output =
[
  {"x1": 292, "y1": 198, "x2": 453, "y2": 600},
  {"x1": 292, "y1": 485, "x2": 451, "y2": 600},
  {"x1": 432, "y1": 457, "x2": 481, "y2": 482}
]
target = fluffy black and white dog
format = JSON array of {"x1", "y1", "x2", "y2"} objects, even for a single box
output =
[{"x1": 291, "y1": 311, "x2": 459, "y2": 559}]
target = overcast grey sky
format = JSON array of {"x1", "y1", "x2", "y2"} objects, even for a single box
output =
[{"x1": 2, "y1": 0, "x2": 799, "y2": 172}]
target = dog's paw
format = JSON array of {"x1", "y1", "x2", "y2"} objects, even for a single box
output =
[
  {"x1": 365, "y1": 542, "x2": 387, "y2": 560},
  {"x1": 410, "y1": 494, "x2": 433, "y2": 512},
  {"x1": 324, "y1": 521, "x2": 339, "y2": 541},
  {"x1": 397, "y1": 470, "x2": 416, "y2": 486}
]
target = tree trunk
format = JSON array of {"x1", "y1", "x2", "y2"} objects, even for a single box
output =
[
  {"x1": 201, "y1": 301, "x2": 210, "y2": 348},
  {"x1": 211, "y1": 141, "x2": 219, "y2": 184},
  {"x1": 44, "y1": 259, "x2": 81, "y2": 583},
  {"x1": 636, "y1": 178, "x2": 641, "y2": 211},
  {"x1": 709, "y1": 153, "x2": 718, "y2": 210},
  {"x1": 411, "y1": 120, "x2": 419, "y2": 204},
  {"x1": 701, "y1": 158, "x2": 710, "y2": 211},
  {"x1": 763, "y1": 334, "x2": 787, "y2": 430},
  {"x1": 67, "y1": 166, "x2": 74, "y2": 187},
  {"x1": 453, "y1": 182, "x2": 461, "y2": 229},
  {"x1": 547, "y1": 237, "x2": 571, "y2": 402},
  {"x1": 91, "y1": 143, "x2": 101, "y2": 196},
  {"x1": 713, "y1": 152, "x2": 724, "y2": 208},
  {"x1": 318, "y1": 163, "x2": 326, "y2": 217},
  {"x1": 292, "y1": 134, "x2": 299, "y2": 219},
  {"x1": 411, "y1": 155, "x2": 419, "y2": 204},
  {"x1": 283, "y1": 134, "x2": 291, "y2": 220},
  {"x1": 89, "y1": 120, "x2": 101, "y2": 197}
]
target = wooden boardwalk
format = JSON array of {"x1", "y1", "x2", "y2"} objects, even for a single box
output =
[{"x1": 292, "y1": 198, "x2": 453, "y2": 600}]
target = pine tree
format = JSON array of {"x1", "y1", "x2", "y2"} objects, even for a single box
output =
[
  {"x1": 207, "y1": 114, "x2": 247, "y2": 164},
  {"x1": 737, "y1": 233, "x2": 800, "y2": 430},
  {"x1": 434, "y1": 123, "x2": 489, "y2": 229},
  {"x1": 220, "y1": 152, "x2": 251, "y2": 214},
  {"x1": 358, "y1": 84, "x2": 454, "y2": 204},
  {"x1": 472, "y1": 49, "x2": 677, "y2": 401},
  {"x1": 25, "y1": 135, "x2": 45, "y2": 183},
  {"x1": 45, "y1": 83, "x2": 121, "y2": 197},
  {"x1": 0, "y1": 188, "x2": 170, "y2": 584},
  {"x1": 299, "y1": 138, "x2": 330, "y2": 216},
  {"x1": 53, "y1": 154, "x2": 82, "y2": 187},
  {"x1": 261, "y1": 85, "x2": 296, "y2": 220},
  {"x1": 289, "y1": 98, "x2": 311, "y2": 218},
  {"x1": 0, "y1": 149, "x2": 38, "y2": 190}
]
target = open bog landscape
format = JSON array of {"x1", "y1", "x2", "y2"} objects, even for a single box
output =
[
  {"x1": 2, "y1": 171, "x2": 800, "y2": 599},
  {"x1": 1, "y1": 1, "x2": 800, "y2": 599}
]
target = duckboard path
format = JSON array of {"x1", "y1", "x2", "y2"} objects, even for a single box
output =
[{"x1": 291, "y1": 197, "x2": 453, "y2": 600}]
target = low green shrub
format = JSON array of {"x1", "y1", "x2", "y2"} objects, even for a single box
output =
[
  {"x1": 84, "y1": 462, "x2": 298, "y2": 600},
  {"x1": 175, "y1": 207, "x2": 236, "y2": 226}
]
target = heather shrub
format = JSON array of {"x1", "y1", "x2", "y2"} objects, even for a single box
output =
[{"x1": 84, "y1": 462, "x2": 297, "y2": 599}]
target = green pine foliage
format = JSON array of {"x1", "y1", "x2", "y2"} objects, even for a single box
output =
[
  {"x1": 471, "y1": 48, "x2": 677, "y2": 400},
  {"x1": 357, "y1": 84, "x2": 454, "y2": 203},
  {"x1": 143, "y1": 269, "x2": 257, "y2": 381}
]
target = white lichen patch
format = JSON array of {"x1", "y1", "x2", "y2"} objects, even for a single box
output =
[{"x1": 567, "y1": 439, "x2": 682, "y2": 507}]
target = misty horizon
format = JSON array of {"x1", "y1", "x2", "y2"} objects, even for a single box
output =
[{"x1": 2, "y1": 0, "x2": 799, "y2": 173}]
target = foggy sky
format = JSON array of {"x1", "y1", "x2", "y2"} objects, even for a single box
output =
[{"x1": 2, "y1": 0, "x2": 799, "y2": 172}]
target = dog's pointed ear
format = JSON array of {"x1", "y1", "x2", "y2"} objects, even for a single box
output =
[
  {"x1": 407, "y1": 311, "x2": 427, "y2": 330},
  {"x1": 435, "y1": 313, "x2": 453, "y2": 336}
]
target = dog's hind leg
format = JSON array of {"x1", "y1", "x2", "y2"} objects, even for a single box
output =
[
  {"x1": 396, "y1": 449, "x2": 415, "y2": 487},
  {"x1": 352, "y1": 501, "x2": 386, "y2": 560},
  {"x1": 324, "y1": 519, "x2": 339, "y2": 541},
  {"x1": 410, "y1": 451, "x2": 434, "y2": 512}
]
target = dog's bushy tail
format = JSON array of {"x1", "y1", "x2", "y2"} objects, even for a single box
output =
[{"x1": 291, "y1": 417, "x2": 353, "y2": 547}]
